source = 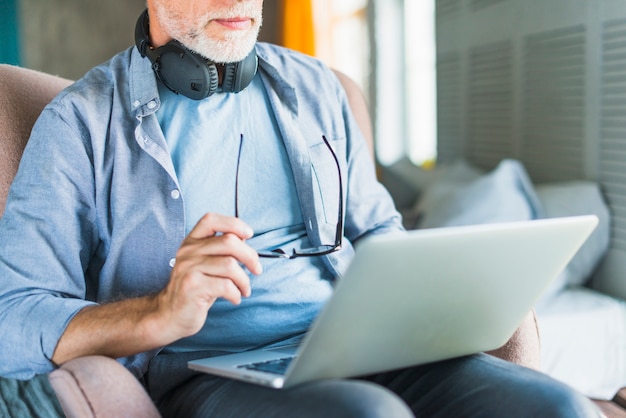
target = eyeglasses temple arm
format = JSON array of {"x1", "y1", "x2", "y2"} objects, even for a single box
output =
[
  {"x1": 321, "y1": 135, "x2": 343, "y2": 248},
  {"x1": 235, "y1": 133, "x2": 244, "y2": 218}
]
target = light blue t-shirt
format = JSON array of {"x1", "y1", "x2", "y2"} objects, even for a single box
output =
[{"x1": 156, "y1": 74, "x2": 335, "y2": 352}]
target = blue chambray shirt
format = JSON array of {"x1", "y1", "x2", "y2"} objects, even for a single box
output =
[{"x1": 0, "y1": 42, "x2": 403, "y2": 379}]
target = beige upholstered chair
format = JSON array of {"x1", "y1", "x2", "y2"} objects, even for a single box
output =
[
  {"x1": 0, "y1": 64, "x2": 160, "y2": 418},
  {"x1": 0, "y1": 63, "x2": 542, "y2": 417}
]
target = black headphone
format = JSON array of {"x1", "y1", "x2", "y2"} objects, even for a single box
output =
[{"x1": 134, "y1": 9, "x2": 258, "y2": 100}]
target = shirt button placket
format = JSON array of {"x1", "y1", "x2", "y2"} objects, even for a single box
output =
[{"x1": 168, "y1": 188, "x2": 181, "y2": 268}]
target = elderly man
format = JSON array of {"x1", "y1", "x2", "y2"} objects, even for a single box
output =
[{"x1": 0, "y1": 0, "x2": 599, "y2": 417}]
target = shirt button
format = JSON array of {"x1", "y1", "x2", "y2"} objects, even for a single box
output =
[
  {"x1": 170, "y1": 189, "x2": 181, "y2": 199},
  {"x1": 133, "y1": 100, "x2": 141, "y2": 108},
  {"x1": 169, "y1": 258, "x2": 176, "y2": 268},
  {"x1": 147, "y1": 100, "x2": 157, "y2": 109}
]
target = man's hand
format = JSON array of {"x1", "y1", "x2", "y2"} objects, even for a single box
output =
[
  {"x1": 154, "y1": 213, "x2": 262, "y2": 342},
  {"x1": 52, "y1": 213, "x2": 261, "y2": 365}
]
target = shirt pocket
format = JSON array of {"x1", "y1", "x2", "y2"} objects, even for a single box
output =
[{"x1": 309, "y1": 136, "x2": 345, "y2": 231}]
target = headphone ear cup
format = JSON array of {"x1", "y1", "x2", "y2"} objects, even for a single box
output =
[
  {"x1": 221, "y1": 63, "x2": 238, "y2": 93},
  {"x1": 155, "y1": 42, "x2": 219, "y2": 100},
  {"x1": 222, "y1": 50, "x2": 259, "y2": 93}
]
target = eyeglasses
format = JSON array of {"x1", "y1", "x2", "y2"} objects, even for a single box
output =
[{"x1": 235, "y1": 134, "x2": 343, "y2": 259}]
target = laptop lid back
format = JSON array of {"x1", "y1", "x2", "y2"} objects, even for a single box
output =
[{"x1": 283, "y1": 216, "x2": 598, "y2": 387}]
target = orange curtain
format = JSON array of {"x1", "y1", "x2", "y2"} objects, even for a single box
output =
[{"x1": 280, "y1": 0, "x2": 316, "y2": 56}]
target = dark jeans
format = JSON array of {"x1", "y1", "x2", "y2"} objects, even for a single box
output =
[{"x1": 143, "y1": 351, "x2": 601, "y2": 418}]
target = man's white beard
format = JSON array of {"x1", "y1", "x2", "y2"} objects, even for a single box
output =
[
  {"x1": 154, "y1": 3, "x2": 263, "y2": 63},
  {"x1": 188, "y1": 24, "x2": 261, "y2": 63}
]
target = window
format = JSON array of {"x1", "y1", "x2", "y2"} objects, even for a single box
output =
[
  {"x1": 371, "y1": 0, "x2": 437, "y2": 166},
  {"x1": 404, "y1": 0, "x2": 437, "y2": 165},
  {"x1": 312, "y1": 0, "x2": 437, "y2": 167},
  {"x1": 313, "y1": 0, "x2": 370, "y2": 95}
]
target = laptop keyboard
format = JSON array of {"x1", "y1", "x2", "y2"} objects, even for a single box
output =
[{"x1": 238, "y1": 357, "x2": 294, "y2": 375}]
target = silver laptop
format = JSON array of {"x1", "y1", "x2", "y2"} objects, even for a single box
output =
[{"x1": 188, "y1": 215, "x2": 598, "y2": 389}]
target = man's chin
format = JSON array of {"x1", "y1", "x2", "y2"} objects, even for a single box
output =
[{"x1": 192, "y1": 44, "x2": 257, "y2": 64}]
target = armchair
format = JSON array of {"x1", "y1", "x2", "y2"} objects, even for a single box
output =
[{"x1": 0, "y1": 63, "x2": 542, "y2": 417}]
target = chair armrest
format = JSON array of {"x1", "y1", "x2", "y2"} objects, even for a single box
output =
[
  {"x1": 486, "y1": 310, "x2": 541, "y2": 369},
  {"x1": 48, "y1": 355, "x2": 160, "y2": 418}
]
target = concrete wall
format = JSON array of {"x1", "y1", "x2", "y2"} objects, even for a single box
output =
[{"x1": 19, "y1": 0, "x2": 281, "y2": 80}]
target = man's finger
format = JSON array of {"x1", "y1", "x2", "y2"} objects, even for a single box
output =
[{"x1": 188, "y1": 213, "x2": 254, "y2": 241}]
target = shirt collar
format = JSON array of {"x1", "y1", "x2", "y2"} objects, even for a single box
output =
[
  {"x1": 129, "y1": 46, "x2": 161, "y2": 117},
  {"x1": 255, "y1": 44, "x2": 298, "y2": 115}
]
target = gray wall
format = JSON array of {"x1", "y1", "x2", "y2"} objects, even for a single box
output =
[
  {"x1": 19, "y1": 0, "x2": 281, "y2": 80},
  {"x1": 435, "y1": 0, "x2": 626, "y2": 299}
]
